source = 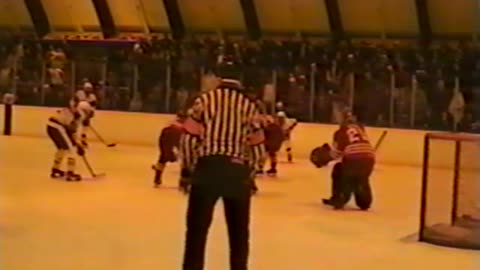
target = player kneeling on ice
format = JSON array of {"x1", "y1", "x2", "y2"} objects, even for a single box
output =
[
  {"x1": 46, "y1": 105, "x2": 86, "y2": 181},
  {"x1": 152, "y1": 112, "x2": 188, "y2": 188},
  {"x1": 310, "y1": 111, "x2": 375, "y2": 210}
]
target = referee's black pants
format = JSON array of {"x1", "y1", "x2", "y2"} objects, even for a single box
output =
[{"x1": 183, "y1": 155, "x2": 252, "y2": 270}]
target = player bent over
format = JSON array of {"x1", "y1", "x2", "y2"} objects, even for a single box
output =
[
  {"x1": 311, "y1": 112, "x2": 375, "y2": 210},
  {"x1": 152, "y1": 112, "x2": 187, "y2": 188},
  {"x1": 46, "y1": 106, "x2": 86, "y2": 181}
]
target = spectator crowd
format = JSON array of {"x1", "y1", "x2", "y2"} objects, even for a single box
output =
[{"x1": 0, "y1": 33, "x2": 479, "y2": 132}]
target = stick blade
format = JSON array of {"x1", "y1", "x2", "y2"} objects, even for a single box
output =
[
  {"x1": 107, "y1": 143, "x2": 117, "y2": 147},
  {"x1": 83, "y1": 173, "x2": 106, "y2": 181}
]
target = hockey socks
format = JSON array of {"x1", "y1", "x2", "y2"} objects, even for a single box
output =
[
  {"x1": 152, "y1": 163, "x2": 166, "y2": 187},
  {"x1": 267, "y1": 152, "x2": 277, "y2": 175},
  {"x1": 286, "y1": 147, "x2": 293, "y2": 162},
  {"x1": 52, "y1": 150, "x2": 66, "y2": 170}
]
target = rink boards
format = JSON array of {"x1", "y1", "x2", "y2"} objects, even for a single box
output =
[{"x1": 1, "y1": 105, "x2": 479, "y2": 169}]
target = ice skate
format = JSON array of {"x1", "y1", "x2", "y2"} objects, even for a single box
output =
[
  {"x1": 322, "y1": 198, "x2": 333, "y2": 206},
  {"x1": 255, "y1": 169, "x2": 264, "y2": 175},
  {"x1": 50, "y1": 168, "x2": 65, "y2": 179},
  {"x1": 266, "y1": 168, "x2": 277, "y2": 176},
  {"x1": 66, "y1": 171, "x2": 82, "y2": 181}
]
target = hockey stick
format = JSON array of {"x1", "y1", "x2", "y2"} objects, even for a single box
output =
[
  {"x1": 90, "y1": 126, "x2": 117, "y2": 147},
  {"x1": 81, "y1": 155, "x2": 106, "y2": 178},
  {"x1": 374, "y1": 130, "x2": 388, "y2": 151}
]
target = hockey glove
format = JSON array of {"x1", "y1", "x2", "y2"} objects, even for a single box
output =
[
  {"x1": 310, "y1": 143, "x2": 334, "y2": 168},
  {"x1": 76, "y1": 146, "x2": 86, "y2": 156}
]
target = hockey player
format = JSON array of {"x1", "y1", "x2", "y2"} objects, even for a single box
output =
[
  {"x1": 261, "y1": 115, "x2": 285, "y2": 176},
  {"x1": 311, "y1": 111, "x2": 375, "y2": 210},
  {"x1": 277, "y1": 111, "x2": 297, "y2": 163},
  {"x1": 152, "y1": 112, "x2": 187, "y2": 188},
  {"x1": 46, "y1": 105, "x2": 85, "y2": 181}
]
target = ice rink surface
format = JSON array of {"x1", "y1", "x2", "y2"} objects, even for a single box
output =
[{"x1": 1, "y1": 135, "x2": 478, "y2": 270}]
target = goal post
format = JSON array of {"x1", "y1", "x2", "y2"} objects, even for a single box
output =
[{"x1": 419, "y1": 132, "x2": 480, "y2": 250}]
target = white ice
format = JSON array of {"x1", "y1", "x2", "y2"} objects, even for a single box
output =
[{"x1": 1, "y1": 135, "x2": 478, "y2": 270}]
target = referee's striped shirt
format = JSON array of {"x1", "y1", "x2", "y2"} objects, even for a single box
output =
[{"x1": 180, "y1": 79, "x2": 265, "y2": 172}]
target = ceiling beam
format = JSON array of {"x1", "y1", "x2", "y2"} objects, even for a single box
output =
[
  {"x1": 239, "y1": 0, "x2": 261, "y2": 40},
  {"x1": 324, "y1": 0, "x2": 344, "y2": 41},
  {"x1": 162, "y1": 0, "x2": 185, "y2": 40},
  {"x1": 23, "y1": 0, "x2": 50, "y2": 37},
  {"x1": 91, "y1": 0, "x2": 117, "y2": 38},
  {"x1": 414, "y1": 0, "x2": 432, "y2": 45}
]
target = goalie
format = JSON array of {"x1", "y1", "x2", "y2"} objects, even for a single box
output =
[{"x1": 310, "y1": 111, "x2": 375, "y2": 210}]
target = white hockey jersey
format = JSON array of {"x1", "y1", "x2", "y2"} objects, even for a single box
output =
[
  {"x1": 76, "y1": 101, "x2": 94, "y2": 123},
  {"x1": 48, "y1": 108, "x2": 78, "y2": 131}
]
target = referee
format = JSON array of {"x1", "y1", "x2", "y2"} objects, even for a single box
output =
[{"x1": 180, "y1": 59, "x2": 265, "y2": 270}]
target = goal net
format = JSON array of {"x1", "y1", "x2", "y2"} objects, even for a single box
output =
[{"x1": 419, "y1": 132, "x2": 480, "y2": 249}]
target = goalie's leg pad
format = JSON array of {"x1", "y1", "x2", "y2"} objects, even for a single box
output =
[
  {"x1": 343, "y1": 158, "x2": 375, "y2": 210},
  {"x1": 354, "y1": 182, "x2": 372, "y2": 210},
  {"x1": 331, "y1": 162, "x2": 344, "y2": 198}
]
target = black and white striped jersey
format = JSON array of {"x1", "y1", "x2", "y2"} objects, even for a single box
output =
[{"x1": 180, "y1": 79, "x2": 265, "y2": 172}]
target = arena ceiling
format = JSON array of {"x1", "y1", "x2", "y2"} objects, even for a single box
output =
[{"x1": 0, "y1": 0, "x2": 477, "y2": 37}]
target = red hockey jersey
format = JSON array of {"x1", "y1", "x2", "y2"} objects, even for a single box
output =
[{"x1": 332, "y1": 123, "x2": 374, "y2": 160}]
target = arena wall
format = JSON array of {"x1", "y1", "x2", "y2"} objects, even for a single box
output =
[{"x1": 2, "y1": 105, "x2": 478, "y2": 169}]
